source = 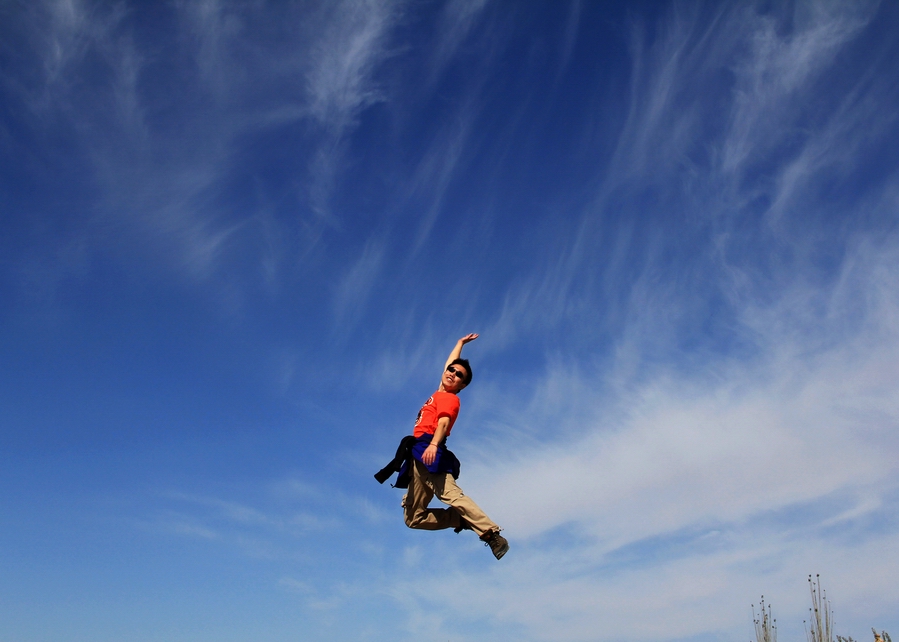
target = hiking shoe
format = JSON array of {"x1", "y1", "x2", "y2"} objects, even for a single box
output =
[
  {"x1": 454, "y1": 517, "x2": 473, "y2": 534},
  {"x1": 480, "y1": 530, "x2": 509, "y2": 560}
]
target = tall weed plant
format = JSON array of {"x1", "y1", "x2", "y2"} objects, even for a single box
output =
[{"x1": 752, "y1": 575, "x2": 890, "y2": 642}]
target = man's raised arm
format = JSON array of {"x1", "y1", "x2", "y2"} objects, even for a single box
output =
[{"x1": 445, "y1": 333, "x2": 479, "y2": 370}]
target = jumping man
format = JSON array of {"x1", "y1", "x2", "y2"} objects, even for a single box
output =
[{"x1": 375, "y1": 333, "x2": 509, "y2": 560}]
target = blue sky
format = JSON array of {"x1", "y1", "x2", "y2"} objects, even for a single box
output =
[{"x1": 2, "y1": 1, "x2": 898, "y2": 640}]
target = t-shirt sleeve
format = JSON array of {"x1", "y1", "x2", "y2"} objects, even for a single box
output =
[{"x1": 434, "y1": 392, "x2": 460, "y2": 421}]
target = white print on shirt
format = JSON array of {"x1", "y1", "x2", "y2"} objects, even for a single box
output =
[{"x1": 414, "y1": 396, "x2": 434, "y2": 428}]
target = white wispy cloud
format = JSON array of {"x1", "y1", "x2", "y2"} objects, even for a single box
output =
[
  {"x1": 147, "y1": 486, "x2": 353, "y2": 567},
  {"x1": 175, "y1": 0, "x2": 243, "y2": 100},
  {"x1": 303, "y1": 0, "x2": 402, "y2": 221},
  {"x1": 481, "y1": 216, "x2": 602, "y2": 348},
  {"x1": 3, "y1": 0, "x2": 409, "y2": 299},
  {"x1": 4, "y1": 1, "x2": 241, "y2": 288},
  {"x1": 39, "y1": 0, "x2": 126, "y2": 91},
  {"x1": 480, "y1": 0, "x2": 887, "y2": 347},
  {"x1": 332, "y1": 236, "x2": 386, "y2": 327},
  {"x1": 304, "y1": 0, "x2": 398, "y2": 132},
  {"x1": 29, "y1": 0, "x2": 146, "y2": 137},
  {"x1": 405, "y1": 104, "x2": 478, "y2": 253},
  {"x1": 603, "y1": 2, "x2": 716, "y2": 186},
  {"x1": 558, "y1": 0, "x2": 583, "y2": 74},
  {"x1": 428, "y1": 0, "x2": 491, "y2": 82},
  {"x1": 397, "y1": 526, "x2": 899, "y2": 641},
  {"x1": 722, "y1": 1, "x2": 875, "y2": 175},
  {"x1": 475, "y1": 246, "x2": 899, "y2": 536}
]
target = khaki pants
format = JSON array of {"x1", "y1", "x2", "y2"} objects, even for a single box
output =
[{"x1": 403, "y1": 459, "x2": 499, "y2": 537}]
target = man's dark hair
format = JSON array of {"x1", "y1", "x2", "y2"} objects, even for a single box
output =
[{"x1": 448, "y1": 358, "x2": 472, "y2": 386}]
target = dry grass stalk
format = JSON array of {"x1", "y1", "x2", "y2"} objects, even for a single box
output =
[
  {"x1": 754, "y1": 575, "x2": 891, "y2": 642},
  {"x1": 753, "y1": 597, "x2": 777, "y2": 642},
  {"x1": 806, "y1": 574, "x2": 834, "y2": 642},
  {"x1": 872, "y1": 629, "x2": 892, "y2": 642}
]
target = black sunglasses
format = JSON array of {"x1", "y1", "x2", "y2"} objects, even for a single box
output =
[{"x1": 446, "y1": 366, "x2": 466, "y2": 379}]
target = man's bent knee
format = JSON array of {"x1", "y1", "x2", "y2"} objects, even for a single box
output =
[{"x1": 405, "y1": 511, "x2": 427, "y2": 529}]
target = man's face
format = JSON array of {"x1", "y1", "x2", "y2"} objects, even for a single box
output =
[{"x1": 443, "y1": 364, "x2": 468, "y2": 393}]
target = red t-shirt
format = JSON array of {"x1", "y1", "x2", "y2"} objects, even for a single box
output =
[{"x1": 413, "y1": 391, "x2": 460, "y2": 438}]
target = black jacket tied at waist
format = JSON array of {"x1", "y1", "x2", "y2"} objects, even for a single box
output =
[{"x1": 374, "y1": 435, "x2": 417, "y2": 486}]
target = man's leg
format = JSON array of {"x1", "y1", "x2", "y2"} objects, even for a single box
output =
[
  {"x1": 429, "y1": 470, "x2": 499, "y2": 537},
  {"x1": 404, "y1": 460, "x2": 460, "y2": 530},
  {"x1": 404, "y1": 461, "x2": 509, "y2": 559}
]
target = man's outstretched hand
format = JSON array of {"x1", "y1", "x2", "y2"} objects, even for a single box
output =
[{"x1": 445, "y1": 333, "x2": 479, "y2": 381}]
